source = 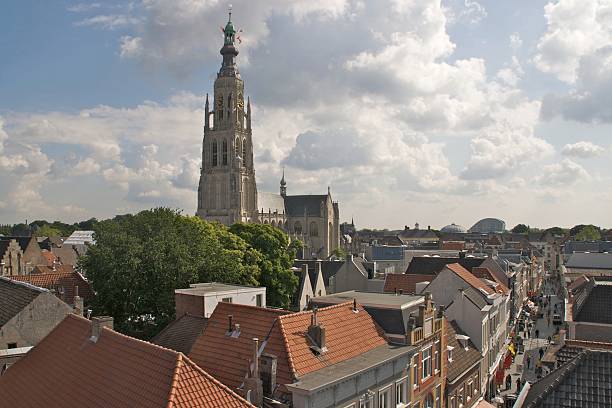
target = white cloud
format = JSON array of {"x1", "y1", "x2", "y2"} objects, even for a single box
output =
[
  {"x1": 509, "y1": 33, "x2": 522, "y2": 51},
  {"x1": 75, "y1": 14, "x2": 140, "y2": 29},
  {"x1": 538, "y1": 159, "x2": 590, "y2": 186},
  {"x1": 561, "y1": 141, "x2": 605, "y2": 158},
  {"x1": 120, "y1": 36, "x2": 143, "y2": 58}
]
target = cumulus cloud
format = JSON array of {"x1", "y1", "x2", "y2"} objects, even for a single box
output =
[
  {"x1": 536, "y1": 0, "x2": 612, "y2": 123},
  {"x1": 537, "y1": 159, "x2": 590, "y2": 186},
  {"x1": 561, "y1": 141, "x2": 606, "y2": 158}
]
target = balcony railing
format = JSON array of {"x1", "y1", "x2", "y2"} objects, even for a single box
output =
[{"x1": 408, "y1": 318, "x2": 443, "y2": 345}]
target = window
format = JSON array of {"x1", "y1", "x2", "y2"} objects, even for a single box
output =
[
  {"x1": 467, "y1": 381, "x2": 473, "y2": 401},
  {"x1": 242, "y1": 139, "x2": 247, "y2": 167},
  {"x1": 395, "y1": 379, "x2": 407, "y2": 406},
  {"x1": 309, "y1": 221, "x2": 318, "y2": 237},
  {"x1": 256, "y1": 294, "x2": 263, "y2": 307},
  {"x1": 235, "y1": 137, "x2": 240, "y2": 157},
  {"x1": 413, "y1": 356, "x2": 419, "y2": 388},
  {"x1": 434, "y1": 340, "x2": 441, "y2": 373},
  {"x1": 424, "y1": 394, "x2": 434, "y2": 408},
  {"x1": 294, "y1": 221, "x2": 302, "y2": 235},
  {"x1": 422, "y1": 346, "x2": 432, "y2": 379},
  {"x1": 222, "y1": 140, "x2": 228, "y2": 165},
  {"x1": 7, "y1": 343, "x2": 17, "y2": 349},
  {"x1": 359, "y1": 394, "x2": 373, "y2": 408},
  {"x1": 435, "y1": 385, "x2": 441, "y2": 408},
  {"x1": 448, "y1": 346, "x2": 454, "y2": 362},
  {"x1": 221, "y1": 297, "x2": 233, "y2": 303},
  {"x1": 379, "y1": 386, "x2": 391, "y2": 408},
  {"x1": 450, "y1": 396, "x2": 456, "y2": 408},
  {"x1": 474, "y1": 373, "x2": 480, "y2": 396},
  {"x1": 458, "y1": 387, "x2": 464, "y2": 406},
  {"x1": 212, "y1": 141, "x2": 218, "y2": 166}
]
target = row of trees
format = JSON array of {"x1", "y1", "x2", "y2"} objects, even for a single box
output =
[
  {"x1": 511, "y1": 223, "x2": 603, "y2": 240},
  {"x1": 80, "y1": 208, "x2": 299, "y2": 339},
  {"x1": 0, "y1": 218, "x2": 99, "y2": 237}
]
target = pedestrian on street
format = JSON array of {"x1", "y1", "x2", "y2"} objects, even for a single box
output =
[
  {"x1": 506, "y1": 374, "x2": 512, "y2": 390},
  {"x1": 527, "y1": 355, "x2": 531, "y2": 369},
  {"x1": 535, "y1": 329, "x2": 540, "y2": 338},
  {"x1": 516, "y1": 377, "x2": 521, "y2": 392},
  {"x1": 539, "y1": 348, "x2": 544, "y2": 359},
  {"x1": 548, "y1": 336, "x2": 552, "y2": 344}
]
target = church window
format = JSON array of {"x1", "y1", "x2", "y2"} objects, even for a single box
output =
[
  {"x1": 222, "y1": 140, "x2": 228, "y2": 165},
  {"x1": 235, "y1": 137, "x2": 240, "y2": 157},
  {"x1": 212, "y1": 141, "x2": 218, "y2": 166},
  {"x1": 309, "y1": 222, "x2": 318, "y2": 237},
  {"x1": 294, "y1": 221, "x2": 302, "y2": 235},
  {"x1": 242, "y1": 139, "x2": 247, "y2": 167}
]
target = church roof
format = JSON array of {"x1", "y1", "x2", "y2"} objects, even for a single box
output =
[
  {"x1": 284, "y1": 195, "x2": 328, "y2": 217},
  {"x1": 257, "y1": 192, "x2": 286, "y2": 214}
]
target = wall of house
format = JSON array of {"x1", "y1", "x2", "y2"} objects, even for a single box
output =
[
  {"x1": 0, "y1": 292, "x2": 72, "y2": 349},
  {"x1": 290, "y1": 354, "x2": 412, "y2": 408},
  {"x1": 175, "y1": 288, "x2": 266, "y2": 318},
  {"x1": 1, "y1": 240, "x2": 25, "y2": 276},
  {"x1": 175, "y1": 293, "x2": 205, "y2": 317},
  {"x1": 419, "y1": 269, "x2": 466, "y2": 308},
  {"x1": 446, "y1": 297, "x2": 485, "y2": 353},
  {"x1": 446, "y1": 363, "x2": 481, "y2": 408},
  {"x1": 332, "y1": 259, "x2": 369, "y2": 294},
  {"x1": 295, "y1": 272, "x2": 314, "y2": 311}
]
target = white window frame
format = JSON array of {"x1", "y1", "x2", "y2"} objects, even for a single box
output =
[
  {"x1": 379, "y1": 385, "x2": 392, "y2": 408},
  {"x1": 421, "y1": 346, "x2": 432, "y2": 380},
  {"x1": 412, "y1": 356, "x2": 419, "y2": 389},
  {"x1": 434, "y1": 339, "x2": 440, "y2": 374},
  {"x1": 395, "y1": 376, "x2": 408, "y2": 407},
  {"x1": 466, "y1": 380, "x2": 473, "y2": 402},
  {"x1": 435, "y1": 384, "x2": 441, "y2": 408}
]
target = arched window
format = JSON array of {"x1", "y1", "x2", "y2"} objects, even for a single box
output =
[
  {"x1": 242, "y1": 139, "x2": 247, "y2": 167},
  {"x1": 212, "y1": 140, "x2": 218, "y2": 166},
  {"x1": 294, "y1": 221, "x2": 302, "y2": 235},
  {"x1": 271, "y1": 220, "x2": 276, "y2": 228},
  {"x1": 424, "y1": 394, "x2": 434, "y2": 408},
  {"x1": 264, "y1": 220, "x2": 269, "y2": 224},
  {"x1": 309, "y1": 222, "x2": 318, "y2": 237},
  {"x1": 235, "y1": 137, "x2": 240, "y2": 157},
  {"x1": 222, "y1": 140, "x2": 228, "y2": 165}
]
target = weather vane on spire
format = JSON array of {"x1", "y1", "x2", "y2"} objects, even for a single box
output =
[
  {"x1": 220, "y1": 4, "x2": 242, "y2": 44},
  {"x1": 228, "y1": 4, "x2": 232, "y2": 21}
]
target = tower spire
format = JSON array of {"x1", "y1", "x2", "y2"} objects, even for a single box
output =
[
  {"x1": 219, "y1": 5, "x2": 239, "y2": 77},
  {"x1": 280, "y1": 167, "x2": 287, "y2": 197}
]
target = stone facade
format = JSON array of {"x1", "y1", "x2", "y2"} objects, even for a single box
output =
[
  {"x1": 0, "y1": 290, "x2": 73, "y2": 350},
  {"x1": 0, "y1": 239, "x2": 25, "y2": 276},
  {"x1": 196, "y1": 13, "x2": 340, "y2": 258}
]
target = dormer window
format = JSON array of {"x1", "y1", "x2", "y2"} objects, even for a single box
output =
[{"x1": 447, "y1": 345, "x2": 454, "y2": 362}]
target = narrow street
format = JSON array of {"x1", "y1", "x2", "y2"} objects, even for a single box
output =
[{"x1": 498, "y1": 278, "x2": 565, "y2": 403}]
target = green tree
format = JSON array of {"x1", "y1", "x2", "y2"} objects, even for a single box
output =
[
  {"x1": 512, "y1": 224, "x2": 530, "y2": 234},
  {"x1": 575, "y1": 225, "x2": 601, "y2": 241},
  {"x1": 331, "y1": 247, "x2": 347, "y2": 259},
  {"x1": 229, "y1": 223, "x2": 299, "y2": 309},
  {"x1": 82, "y1": 208, "x2": 262, "y2": 339},
  {"x1": 35, "y1": 224, "x2": 62, "y2": 237}
]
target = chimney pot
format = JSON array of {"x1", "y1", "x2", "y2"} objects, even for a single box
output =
[
  {"x1": 228, "y1": 315, "x2": 234, "y2": 332},
  {"x1": 90, "y1": 316, "x2": 113, "y2": 343},
  {"x1": 353, "y1": 298, "x2": 358, "y2": 312}
]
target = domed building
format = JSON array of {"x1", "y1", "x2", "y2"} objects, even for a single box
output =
[
  {"x1": 468, "y1": 218, "x2": 506, "y2": 234},
  {"x1": 440, "y1": 223, "x2": 467, "y2": 234}
]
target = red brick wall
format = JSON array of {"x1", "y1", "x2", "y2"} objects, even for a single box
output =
[{"x1": 175, "y1": 293, "x2": 204, "y2": 317}]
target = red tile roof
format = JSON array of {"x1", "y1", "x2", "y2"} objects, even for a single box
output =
[
  {"x1": 189, "y1": 303, "x2": 292, "y2": 391},
  {"x1": 190, "y1": 301, "x2": 389, "y2": 395},
  {"x1": 441, "y1": 241, "x2": 465, "y2": 250},
  {"x1": 471, "y1": 267, "x2": 510, "y2": 295},
  {"x1": 383, "y1": 273, "x2": 435, "y2": 294},
  {"x1": 279, "y1": 301, "x2": 387, "y2": 377},
  {"x1": 32, "y1": 264, "x2": 75, "y2": 274},
  {"x1": 10, "y1": 271, "x2": 93, "y2": 304},
  {"x1": 446, "y1": 263, "x2": 494, "y2": 295},
  {"x1": 0, "y1": 314, "x2": 253, "y2": 408},
  {"x1": 40, "y1": 250, "x2": 56, "y2": 266}
]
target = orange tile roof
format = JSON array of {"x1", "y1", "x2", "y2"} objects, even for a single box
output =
[
  {"x1": 40, "y1": 250, "x2": 56, "y2": 266},
  {"x1": 278, "y1": 301, "x2": 388, "y2": 377},
  {"x1": 471, "y1": 267, "x2": 510, "y2": 295},
  {"x1": 446, "y1": 263, "x2": 494, "y2": 295},
  {"x1": 441, "y1": 241, "x2": 465, "y2": 250},
  {"x1": 32, "y1": 264, "x2": 75, "y2": 274},
  {"x1": 0, "y1": 314, "x2": 253, "y2": 408},
  {"x1": 383, "y1": 273, "x2": 435, "y2": 294},
  {"x1": 189, "y1": 303, "x2": 292, "y2": 391},
  {"x1": 190, "y1": 301, "x2": 389, "y2": 396},
  {"x1": 10, "y1": 271, "x2": 93, "y2": 304}
]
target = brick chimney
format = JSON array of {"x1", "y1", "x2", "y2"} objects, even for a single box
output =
[
  {"x1": 90, "y1": 316, "x2": 113, "y2": 343},
  {"x1": 243, "y1": 337, "x2": 263, "y2": 406},
  {"x1": 307, "y1": 307, "x2": 326, "y2": 352}
]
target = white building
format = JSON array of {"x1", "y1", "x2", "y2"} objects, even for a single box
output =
[{"x1": 175, "y1": 282, "x2": 266, "y2": 318}]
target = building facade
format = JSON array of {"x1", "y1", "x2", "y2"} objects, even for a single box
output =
[{"x1": 196, "y1": 12, "x2": 340, "y2": 258}]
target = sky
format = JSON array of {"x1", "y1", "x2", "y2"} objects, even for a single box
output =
[{"x1": 1, "y1": 0, "x2": 611, "y2": 230}]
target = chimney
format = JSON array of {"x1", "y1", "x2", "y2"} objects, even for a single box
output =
[
  {"x1": 428, "y1": 225, "x2": 431, "y2": 230},
  {"x1": 352, "y1": 298, "x2": 358, "y2": 312},
  {"x1": 228, "y1": 315, "x2": 234, "y2": 332},
  {"x1": 243, "y1": 338, "x2": 263, "y2": 406},
  {"x1": 437, "y1": 304, "x2": 445, "y2": 318},
  {"x1": 307, "y1": 307, "x2": 326, "y2": 352},
  {"x1": 90, "y1": 316, "x2": 113, "y2": 343},
  {"x1": 73, "y1": 295, "x2": 84, "y2": 316}
]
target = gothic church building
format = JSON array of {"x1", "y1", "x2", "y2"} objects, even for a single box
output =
[{"x1": 196, "y1": 13, "x2": 340, "y2": 258}]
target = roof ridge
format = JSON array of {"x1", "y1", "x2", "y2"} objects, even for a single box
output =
[
  {"x1": 180, "y1": 353, "x2": 256, "y2": 407},
  {"x1": 165, "y1": 353, "x2": 183, "y2": 408},
  {"x1": 0, "y1": 276, "x2": 46, "y2": 293}
]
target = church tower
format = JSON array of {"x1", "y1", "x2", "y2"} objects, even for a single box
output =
[{"x1": 196, "y1": 9, "x2": 258, "y2": 225}]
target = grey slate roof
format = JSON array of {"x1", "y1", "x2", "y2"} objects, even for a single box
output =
[
  {"x1": 151, "y1": 314, "x2": 208, "y2": 354},
  {"x1": 257, "y1": 192, "x2": 286, "y2": 214},
  {"x1": 566, "y1": 253, "x2": 612, "y2": 270},
  {"x1": 284, "y1": 195, "x2": 328, "y2": 217},
  {"x1": 405, "y1": 256, "x2": 486, "y2": 275},
  {"x1": 446, "y1": 321, "x2": 481, "y2": 383},
  {"x1": 0, "y1": 277, "x2": 43, "y2": 328},
  {"x1": 574, "y1": 281, "x2": 612, "y2": 324},
  {"x1": 564, "y1": 240, "x2": 612, "y2": 255},
  {"x1": 523, "y1": 349, "x2": 612, "y2": 408},
  {"x1": 461, "y1": 286, "x2": 489, "y2": 310},
  {"x1": 293, "y1": 259, "x2": 344, "y2": 287}
]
